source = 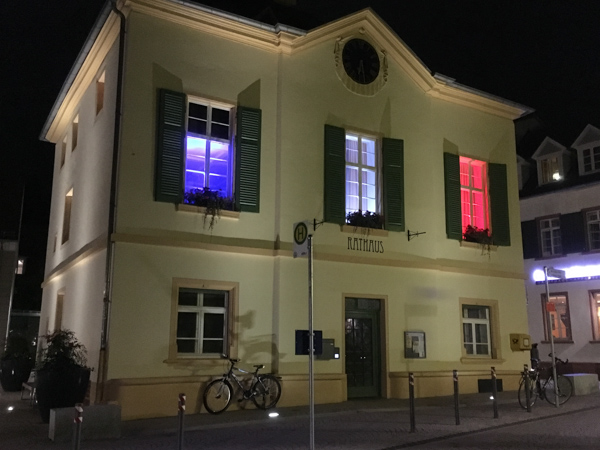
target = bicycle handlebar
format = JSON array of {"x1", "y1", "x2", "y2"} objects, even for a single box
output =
[{"x1": 547, "y1": 353, "x2": 568, "y2": 365}]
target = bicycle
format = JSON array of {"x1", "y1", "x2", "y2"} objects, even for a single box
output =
[
  {"x1": 518, "y1": 355, "x2": 573, "y2": 409},
  {"x1": 203, "y1": 358, "x2": 282, "y2": 414}
]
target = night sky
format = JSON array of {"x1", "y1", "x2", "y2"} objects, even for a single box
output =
[{"x1": 1, "y1": 0, "x2": 599, "y2": 309}]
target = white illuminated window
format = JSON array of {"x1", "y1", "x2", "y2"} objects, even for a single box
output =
[
  {"x1": 345, "y1": 133, "x2": 378, "y2": 217},
  {"x1": 543, "y1": 293, "x2": 571, "y2": 341},
  {"x1": 586, "y1": 209, "x2": 600, "y2": 251},
  {"x1": 16, "y1": 259, "x2": 24, "y2": 275},
  {"x1": 539, "y1": 217, "x2": 562, "y2": 257}
]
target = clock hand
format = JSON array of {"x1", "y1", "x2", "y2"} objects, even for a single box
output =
[{"x1": 358, "y1": 60, "x2": 365, "y2": 83}]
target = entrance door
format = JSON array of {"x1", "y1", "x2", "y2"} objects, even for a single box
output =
[{"x1": 345, "y1": 298, "x2": 381, "y2": 398}]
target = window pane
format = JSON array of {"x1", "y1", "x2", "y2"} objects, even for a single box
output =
[
  {"x1": 461, "y1": 189, "x2": 471, "y2": 230},
  {"x1": 463, "y1": 324, "x2": 473, "y2": 343},
  {"x1": 346, "y1": 136, "x2": 359, "y2": 164},
  {"x1": 211, "y1": 108, "x2": 230, "y2": 126},
  {"x1": 203, "y1": 340, "x2": 223, "y2": 354},
  {"x1": 177, "y1": 339, "x2": 196, "y2": 353},
  {"x1": 472, "y1": 191, "x2": 485, "y2": 229},
  {"x1": 208, "y1": 140, "x2": 230, "y2": 193},
  {"x1": 189, "y1": 102, "x2": 207, "y2": 120},
  {"x1": 591, "y1": 293, "x2": 600, "y2": 340},
  {"x1": 460, "y1": 161, "x2": 469, "y2": 187},
  {"x1": 346, "y1": 166, "x2": 359, "y2": 213},
  {"x1": 361, "y1": 138, "x2": 376, "y2": 167},
  {"x1": 203, "y1": 292, "x2": 225, "y2": 307},
  {"x1": 204, "y1": 313, "x2": 224, "y2": 338},
  {"x1": 179, "y1": 290, "x2": 198, "y2": 306},
  {"x1": 177, "y1": 312, "x2": 197, "y2": 338},
  {"x1": 188, "y1": 117, "x2": 207, "y2": 135},
  {"x1": 471, "y1": 163, "x2": 483, "y2": 189},
  {"x1": 361, "y1": 168, "x2": 376, "y2": 212},
  {"x1": 475, "y1": 324, "x2": 488, "y2": 343},
  {"x1": 185, "y1": 137, "x2": 206, "y2": 191},
  {"x1": 475, "y1": 344, "x2": 489, "y2": 355},
  {"x1": 211, "y1": 123, "x2": 229, "y2": 140}
]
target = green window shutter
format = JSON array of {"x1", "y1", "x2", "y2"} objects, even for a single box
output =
[
  {"x1": 155, "y1": 89, "x2": 185, "y2": 203},
  {"x1": 235, "y1": 107, "x2": 261, "y2": 213},
  {"x1": 561, "y1": 212, "x2": 585, "y2": 254},
  {"x1": 324, "y1": 124, "x2": 346, "y2": 224},
  {"x1": 444, "y1": 153, "x2": 462, "y2": 240},
  {"x1": 382, "y1": 137, "x2": 405, "y2": 231},
  {"x1": 521, "y1": 220, "x2": 539, "y2": 259},
  {"x1": 489, "y1": 163, "x2": 510, "y2": 246}
]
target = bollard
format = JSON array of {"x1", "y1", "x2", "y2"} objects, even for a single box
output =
[
  {"x1": 453, "y1": 370, "x2": 460, "y2": 425},
  {"x1": 409, "y1": 372, "x2": 416, "y2": 433},
  {"x1": 72, "y1": 403, "x2": 83, "y2": 450},
  {"x1": 491, "y1": 367, "x2": 498, "y2": 419},
  {"x1": 178, "y1": 393, "x2": 186, "y2": 450},
  {"x1": 524, "y1": 364, "x2": 531, "y2": 413}
]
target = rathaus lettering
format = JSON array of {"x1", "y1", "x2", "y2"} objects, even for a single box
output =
[{"x1": 347, "y1": 237, "x2": 384, "y2": 253}]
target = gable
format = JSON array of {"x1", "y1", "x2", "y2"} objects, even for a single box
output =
[
  {"x1": 531, "y1": 137, "x2": 567, "y2": 160},
  {"x1": 571, "y1": 124, "x2": 600, "y2": 149}
]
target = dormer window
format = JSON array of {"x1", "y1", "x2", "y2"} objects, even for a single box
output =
[
  {"x1": 582, "y1": 146, "x2": 600, "y2": 174},
  {"x1": 540, "y1": 157, "x2": 560, "y2": 183},
  {"x1": 531, "y1": 137, "x2": 569, "y2": 186},
  {"x1": 572, "y1": 124, "x2": 600, "y2": 176}
]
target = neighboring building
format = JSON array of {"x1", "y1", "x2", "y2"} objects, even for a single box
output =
[
  {"x1": 520, "y1": 124, "x2": 600, "y2": 379},
  {"x1": 40, "y1": 0, "x2": 532, "y2": 419},
  {"x1": 0, "y1": 233, "x2": 19, "y2": 342}
]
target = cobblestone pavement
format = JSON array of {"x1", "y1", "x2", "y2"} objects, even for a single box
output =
[{"x1": 1, "y1": 388, "x2": 599, "y2": 449}]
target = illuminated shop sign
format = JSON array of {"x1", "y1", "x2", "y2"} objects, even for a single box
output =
[{"x1": 532, "y1": 264, "x2": 600, "y2": 284}]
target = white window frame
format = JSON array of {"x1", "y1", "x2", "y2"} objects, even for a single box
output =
[
  {"x1": 539, "y1": 216, "x2": 562, "y2": 257},
  {"x1": 169, "y1": 279, "x2": 238, "y2": 361},
  {"x1": 344, "y1": 132, "x2": 380, "y2": 217},
  {"x1": 459, "y1": 157, "x2": 489, "y2": 232},
  {"x1": 542, "y1": 293, "x2": 571, "y2": 341},
  {"x1": 61, "y1": 188, "x2": 73, "y2": 245},
  {"x1": 585, "y1": 209, "x2": 600, "y2": 251},
  {"x1": 582, "y1": 145, "x2": 600, "y2": 174},
  {"x1": 462, "y1": 305, "x2": 491, "y2": 357},
  {"x1": 185, "y1": 97, "x2": 234, "y2": 198}
]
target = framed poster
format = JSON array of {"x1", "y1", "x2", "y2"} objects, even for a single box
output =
[{"x1": 404, "y1": 331, "x2": 426, "y2": 359}]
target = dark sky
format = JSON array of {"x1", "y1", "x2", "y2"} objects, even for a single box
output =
[{"x1": 1, "y1": 0, "x2": 599, "y2": 306}]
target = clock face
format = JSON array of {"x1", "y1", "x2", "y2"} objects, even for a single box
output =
[{"x1": 342, "y1": 38, "x2": 380, "y2": 85}]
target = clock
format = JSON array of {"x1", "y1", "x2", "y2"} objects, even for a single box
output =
[{"x1": 342, "y1": 38, "x2": 381, "y2": 85}]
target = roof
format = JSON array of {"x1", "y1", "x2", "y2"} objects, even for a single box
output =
[{"x1": 41, "y1": 0, "x2": 533, "y2": 142}]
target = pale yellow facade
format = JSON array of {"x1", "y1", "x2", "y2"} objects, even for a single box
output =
[{"x1": 41, "y1": 0, "x2": 531, "y2": 420}]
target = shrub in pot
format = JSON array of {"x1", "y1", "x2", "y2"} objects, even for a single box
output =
[
  {"x1": 36, "y1": 329, "x2": 91, "y2": 423},
  {"x1": 0, "y1": 334, "x2": 34, "y2": 392}
]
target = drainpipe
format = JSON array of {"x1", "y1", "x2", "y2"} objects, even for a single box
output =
[{"x1": 96, "y1": 0, "x2": 126, "y2": 404}]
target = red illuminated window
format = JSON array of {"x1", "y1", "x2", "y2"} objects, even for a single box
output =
[{"x1": 460, "y1": 157, "x2": 489, "y2": 233}]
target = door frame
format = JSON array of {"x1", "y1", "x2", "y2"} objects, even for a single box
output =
[{"x1": 343, "y1": 295, "x2": 388, "y2": 399}]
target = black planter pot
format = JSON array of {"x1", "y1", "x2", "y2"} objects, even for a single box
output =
[
  {"x1": 36, "y1": 366, "x2": 90, "y2": 423},
  {"x1": 0, "y1": 359, "x2": 33, "y2": 392}
]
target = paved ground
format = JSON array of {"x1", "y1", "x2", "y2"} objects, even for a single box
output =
[{"x1": 1, "y1": 387, "x2": 599, "y2": 449}]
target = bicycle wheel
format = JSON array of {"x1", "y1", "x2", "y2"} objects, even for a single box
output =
[
  {"x1": 544, "y1": 375, "x2": 573, "y2": 406},
  {"x1": 203, "y1": 379, "x2": 233, "y2": 414},
  {"x1": 251, "y1": 374, "x2": 282, "y2": 410},
  {"x1": 517, "y1": 377, "x2": 538, "y2": 409}
]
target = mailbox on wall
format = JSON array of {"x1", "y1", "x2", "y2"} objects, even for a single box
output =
[{"x1": 509, "y1": 333, "x2": 532, "y2": 351}]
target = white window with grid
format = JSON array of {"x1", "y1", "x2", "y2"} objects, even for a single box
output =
[
  {"x1": 540, "y1": 217, "x2": 562, "y2": 256},
  {"x1": 582, "y1": 146, "x2": 600, "y2": 173},
  {"x1": 462, "y1": 305, "x2": 491, "y2": 356},
  {"x1": 345, "y1": 133, "x2": 378, "y2": 217},
  {"x1": 176, "y1": 288, "x2": 228, "y2": 357},
  {"x1": 586, "y1": 209, "x2": 600, "y2": 250}
]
